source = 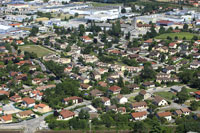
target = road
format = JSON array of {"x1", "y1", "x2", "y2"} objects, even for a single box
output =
[
  {"x1": 11, "y1": 46, "x2": 17, "y2": 54},
  {"x1": 33, "y1": 59, "x2": 47, "y2": 72},
  {"x1": 0, "y1": 100, "x2": 91, "y2": 133}
]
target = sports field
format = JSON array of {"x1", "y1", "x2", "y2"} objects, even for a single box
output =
[
  {"x1": 155, "y1": 32, "x2": 199, "y2": 40},
  {"x1": 19, "y1": 45, "x2": 55, "y2": 57}
]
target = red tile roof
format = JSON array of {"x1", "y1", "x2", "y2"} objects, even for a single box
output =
[
  {"x1": 131, "y1": 111, "x2": 147, "y2": 118},
  {"x1": 0, "y1": 90, "x2": 9, "y2": 96},
  {"x1": 34, "y1": 103, "x2": 47, "y2": 109},
  {"x1": 157, "y1": 112, "x2": 172, "y2": 117},
  {"x1": 195, "y1": 91, "x2": 200, "y2": 95},
  {"x1": 1, "y1": 114, "x2": 12, "y2": 121},
  {"x1": 22, "y1": 97, "x2": 35, "y2": 105},
  {"x1": 82, "y1": 36, "x2": 92, "y2": 40},
  {"x1": 109, "y1": 85, "x2": 121, "y2": 92},
  {"x1": 60, "y1": 110, "x2": 75, "y2": 119},
  {"x1": 63, "y1": 96, "x2": 82, "y2": 102}
]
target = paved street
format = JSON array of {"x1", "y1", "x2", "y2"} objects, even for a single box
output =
[{"x1": 33, "y1": 59, "x2": 47, "y2": 72}]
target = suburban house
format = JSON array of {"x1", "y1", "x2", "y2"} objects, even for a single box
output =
[
  {"x1": 170, "y1": 86, "x2": 183, "y2": 93},
  {"x1": 194, "y1": 91, "x2": 200, "y2": 99},
  {"x1": 17, "y1": 110, "x2": 34, "y2": 119},
  {"x1": 142, "y1": 82, "x2": 155, "y2": 88},
  {"x1": 58, "y1": 110, "x2": 75, "y2": 120},
  {"x1": 63, "y1": 96, "x2": 83, "y2": 105},
  {"x1": 106, "y1": 105, "x2": 117, "y2": 112},
  {"x1": 139, "y1": 90, "x2": 151, "y2": 100},
  {"x1": 116, "y1": 94, "x2": 128, "y2": 104},
  {"x1": 22, "y1": 97, "x2": 36, "y2": 108},
  {"x1": 9, "y1": 95, "x2": 22, "y2": 103},
  {"x1": 81, "y1": 36, "x2": 93, "y2": 43},
  {"x1": 131, "y1": 101, "x2": 148, "y2": 111},
  {"x1": 131, "y1": 111, "x2": 147, "y2": 121},
  {"x1": 0, "y1": 114, "x2": 12, "y2": 123},
  {"x1": 157, "y1": 112, "x2": 172, "y2": 121},
  {"x1": 34, "y1": 103, "x2": 52, "y2": 113},
  {"x1": 153, "y1": 96, "x2": 168, "y2": 106},
  {"x1": 174, "y1": 108, "x2": 191, "y2": 116},
  {"x1": 90, "y1": 89, "x2": 103, "y2": 98},
  {"x1": 126, "y1": 84, "x2": 140, "y2": 91},
  {"x1": 169, "y1": 42, "x2": 177, "y2": 49},
  {"x1": 117, "y1": 107, "x2": 126, "y2": 114},
  {"x1": 101, "y1": 97, "x2": 111, "y2": 106},
  {"x1": 98, "y1": 81, "x2": 107, "y2": 87},
  {"x1": 91, "y1": 71, "x2": 101, "y2": 80},
  {"x1": 80, "y1": 84, "x2": 92, "y2": 90},
  {"x1": 29, "y1": 90, "x2": 43, "y2": 101},
  {"x1": 108, "y1": 85, "x2": 121, "y2": 94}
]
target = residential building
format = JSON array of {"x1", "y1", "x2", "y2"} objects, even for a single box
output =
[
  {"x1": 63, "y1": 96, "x2": 83, "y2": 105},
  {"x1": 131, "y1": 101, "x2": 148, "y2": 111},
  {"x1": 157, "y1": 112, "x2": 172, "y2": 121},
  {"x1": 34, "y1": 103, "x2": 52, "y2": 113},
  {"x1": 153, "y1": 96, "x2": 168, "y2": 106},
  {"x1": 108, "y1": 85, "x2": 121, "y2": 94},
  {"x1": 131, "y1": 111, "x2": 147, "y2": 121},
  {"x1": 58, "y1": 110, "x2": 75, "y2": 120},
  {"x1": 22, "y1": 97, "x2": 35, "y2": 108}
]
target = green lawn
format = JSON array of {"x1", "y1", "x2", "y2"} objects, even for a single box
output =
[
  {"x1": 155, "y1": 91, "x2": 176, "y2": 100},
  {"x1": 187, "y1": 88, "x2": 198, "y2": 92},
  {"x1": 155, "y1": 32, "x2": 199, "y2": 40},
  {"x1": 19, "y1": 45, "x2": 55, "y2": 57}
]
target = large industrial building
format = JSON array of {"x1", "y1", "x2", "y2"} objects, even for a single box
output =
[
  {"x1": 38, "y1": 4, "x2": 89, "y2": 13},
  {"x1": 0, "y1": 24, "x2": 15, "y2": 34}
]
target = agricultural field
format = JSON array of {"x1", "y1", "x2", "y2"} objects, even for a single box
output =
[
  {"x1": 19, "y1": 45, "x2": 55, "y2": 57},
  {"x1": 155, "y1": 32, "x2": 199, "y2": 40}
]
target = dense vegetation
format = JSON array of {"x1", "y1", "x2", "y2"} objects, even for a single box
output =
[{"x1": 42, "y1": 78, "x2": 80, "y2": 109}]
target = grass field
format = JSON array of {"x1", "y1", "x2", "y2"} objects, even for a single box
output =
[
  {"x1": 19, "y1": 45, "x2": 55, "y2": 57},
  {"x1": 155, "y1": 91, "x2": 176, "y2": 100},
  {"x1": 155, "y1": 32, "x2": 199, "y2": 40}
]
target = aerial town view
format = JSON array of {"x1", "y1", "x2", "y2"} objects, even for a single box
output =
[{"x1": 0, "y1": 0, "x2": 200, "y2": 132}]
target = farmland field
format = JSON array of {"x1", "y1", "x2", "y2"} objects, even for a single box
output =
[{"x1": 19, "y1": 45, "x2": 55, "y2": 57}]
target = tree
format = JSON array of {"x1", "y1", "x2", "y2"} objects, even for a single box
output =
[
  {"x1": 133, "y1": 121, "x2": 149, "y2": 133},
  {"x1": 79, "y1": 24, "x2": 85, "y2": 36},
  {"x1": 92, "y1": 98, "x2": 103, "y2": 108},
  {"x1": 30, "y1": 26, "x2": 39, "y2": 36},
  {"x1": 192, "y1": 35, "x2": 198, "y2": 41},
  {"x1": 125, "y1": 31, "x2": 131, "y2": 40},
  {"x1": 135, "y1": 95, "x2": 143, "y2": 102},
  {"x1": 159, "y1": 26, "x2": 165, "y2": 34},
  {"x1": 190, "y1": 101, "x2": 199, "y2": 111},
  {"x1": 117, "y1": 76, "x2": 124, "y2": 87},
  {"x1": 140, "y1": 62, "x2": 156, "y2": 80},
  {"x1": 78, "y1": 109, "x2": 89, "y2": 119},
  {"x1": 93, "y1": 38, "x2": 98, "y2": 44},
  {"x1": 183, "y1": 24, "x2": 188, "y2": 31},
  {"x1": 121, "y1": 8, "x2": 126, "y2": 13},
  {"x1": 177, "y1": 87, "x2": 189, "y2": 104}
]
